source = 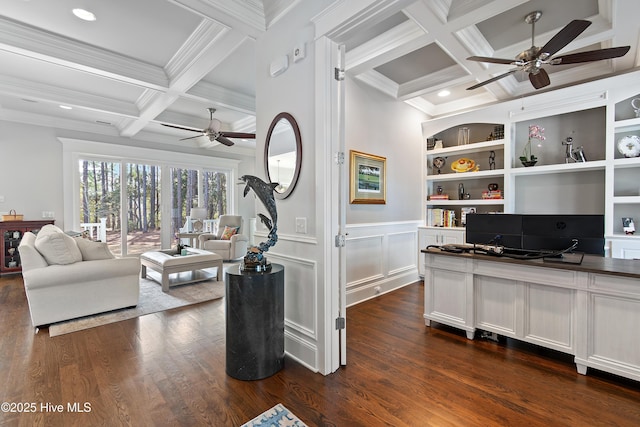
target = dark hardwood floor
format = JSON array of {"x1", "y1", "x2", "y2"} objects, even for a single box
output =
[{"x1": 1, "y1": 274, "x2": 640, "y2": 426}]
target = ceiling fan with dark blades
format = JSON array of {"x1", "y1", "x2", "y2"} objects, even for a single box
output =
[
  {"x1": 161, "y1": 108, "x2": 255, "y2": 147},
  {"x1": 467, "y1": 11, "x2": 630, "y2": 90}
]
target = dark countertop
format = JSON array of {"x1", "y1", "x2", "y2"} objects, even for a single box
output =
[{"x1": 421, "y1": 247, "x2": 640, "y2": 279}]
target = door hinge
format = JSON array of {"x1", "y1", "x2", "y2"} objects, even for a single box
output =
[
  {"x1": 335, "y1": 151, "x2": 345, "y2": 165},
  {"x1": 335, "y1": 317, "x2": 345, "y2": 330},
  {"x1": 335, "y1": 234, "x2": 346, "y2": 247},
  {"x1": 334, "y1": 67, "x2": 345, "y2": 81}
]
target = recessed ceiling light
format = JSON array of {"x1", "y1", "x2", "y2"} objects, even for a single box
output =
[
  {"x1": 72, "y1": 8, "x2": 96, "y2": 21},
  {"x1": 438, "y1": 90, "x2": 451, "y2": 97},
  {"x1": 59, "y1": 105, "x2": 73, "y2": 110}
]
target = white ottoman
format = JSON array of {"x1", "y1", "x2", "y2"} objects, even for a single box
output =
[{"x1": 140, "y1": 248, "x2": 223, "y2": 292}]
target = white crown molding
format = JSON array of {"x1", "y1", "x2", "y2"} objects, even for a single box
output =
[
  {"x1": 426, "y1": 0, "x2": 451, "y2": 24},
  {"x1": 232, "y1": 115, "x2": 257, "y2": 133},
  {"x1": 0, "y1": 17, "x2": 168, "y2": 90},
  {"x1": 264, "y1": 0, "x2": 301, "y2": 28},
  {"x1": 187, "y1": 80, "x2": 256, "y2": 115},
  {"x1": 169, "y1": 0, "x2": 265, "y2": 36},
  {"x1": 429, "y1": 91, "x2": 498, "y2": 118},
  {"x1": 164, "y1": 20, "x2": 229, "y2": 82},
  {"x1": 312, "y1": 0, "x2": 415, "y2": 40},
  {"x1": 354, "y1": 69, "x2": 399, "y2": 98},
  {"x1": 403, "y1": 97, "x2": 435, "y2": 117},
  {"x1": 456, "y1": 25, "x2": 493, "y2": 59},
  {"x1": 398, "y1": 65, "x2": 468, "y2": 99},
  {"x1": 0, "y1": 108, "x2": 122, "y2": 136},
  {"x1": 0, "y1": 74, "x2": 140, "y2": 118}
]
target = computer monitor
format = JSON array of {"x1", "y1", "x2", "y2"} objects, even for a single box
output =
[
  {"x1": 465, "y1": 213, "x2": 605, "y2": 256},
  {"x1": 522, "y1": 214, "x2": 604, "y2": 255},
  {"x1": 465, "y1": 214, "x2": 522, "y2": 248}
]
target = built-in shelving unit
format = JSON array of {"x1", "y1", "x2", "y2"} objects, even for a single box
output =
[
  {"x1": 419, "y1": 70, "x2": 640, "y2": 259},
  {"x1": 609, "y1": 92, "x2": 640, "y2": 255}
]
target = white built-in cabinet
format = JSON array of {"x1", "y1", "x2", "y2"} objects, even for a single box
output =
[
  {"x1": 419, "y1": 70, "x2": 640, "y2": 261},
  {"x1": 417, "y1": 226, "x2": 465, "y2": 276},
  {"x1": 424, "y1": 251, "x2": 640, "y2": 382}
]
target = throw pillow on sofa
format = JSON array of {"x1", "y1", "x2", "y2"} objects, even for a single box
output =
[
  {"x1": 74, "y1": 237, "x2": 115, "y2": 261},
  {"x1": 35, "y1": 224, "x2": 82, "y2": 265},
  {"x1": 220, "y1": 225, "x2": 239, "y2": 240}
]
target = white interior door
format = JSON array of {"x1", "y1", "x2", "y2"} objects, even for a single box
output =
[{"x1": 336, "y1": 44, "x2": 347, "y2": 365}]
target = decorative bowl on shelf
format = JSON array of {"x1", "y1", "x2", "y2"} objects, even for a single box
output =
[
  {"x1": 617, "y1": 135, "x2": 640, "y2": 158},
  {"x1": 451, "y1": 158, "x2": 479, "y2": 173},
  {"x1": 521, "y1": 160, "x2": 537, "y2": 167}
]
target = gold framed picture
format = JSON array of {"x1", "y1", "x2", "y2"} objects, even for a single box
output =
[{"x1": 349, "y1": 150, "x2": 386, "y2": 204}]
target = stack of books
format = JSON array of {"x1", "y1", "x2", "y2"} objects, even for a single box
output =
[
  {"x1": 428, "y1": 194, "x2": 449, "y2": 200},
  {"x1": 481, "y1": 190, "x2": 503, "y2": 199},
  {"x1": 427, "y1": 208, "x2": 456, "y2": 227}
]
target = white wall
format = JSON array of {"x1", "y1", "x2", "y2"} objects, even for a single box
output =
[
  {"x1": 346, "y1": 75, "x2": 426, "y2": 224},
  {"x1": 0, "y1": 121, "x2": 255, "y2": 232},
  {"x1": 0, "y1": 122, "x2": 65, "y2": 226},
  {"x1": 255, "y1": 0, "x2": 335, "y2": 374},
  {"x1": 344, "y1": 75, "x2": 427, "y2": 305}
]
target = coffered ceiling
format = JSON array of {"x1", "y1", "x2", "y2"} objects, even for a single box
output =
[
  {"x1": 339, "y1": 0, "x2": 639, "y2": 117},
  {"x1": 0, "y1": 0, "x2": 638, "y2": 154}
]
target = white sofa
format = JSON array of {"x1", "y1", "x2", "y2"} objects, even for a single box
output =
[{"x1": 18, "y1": 225, "x2": 140, "y2": 327}]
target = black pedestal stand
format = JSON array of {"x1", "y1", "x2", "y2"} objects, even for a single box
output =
[{"x1": 225, "y1": 263, "x2": 284, "y2": 380}]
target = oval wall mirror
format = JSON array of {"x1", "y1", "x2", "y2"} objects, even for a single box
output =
[{"x1": 264, "y1": 112, "x2": 302, "y2": 199}]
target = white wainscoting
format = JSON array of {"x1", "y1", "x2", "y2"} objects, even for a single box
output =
[
  {"x1": 258, "y1": 232, "x2": 320, "y2": 372},
  {"x1": 346, "y1": 221, "x2": 421, "y2": 306}
]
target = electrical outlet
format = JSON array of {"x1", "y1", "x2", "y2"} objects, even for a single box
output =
[{"x1": 295, "y1": 217, "x2": 307, "y2": 234}]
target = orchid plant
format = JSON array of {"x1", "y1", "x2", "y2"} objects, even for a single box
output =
[{"x1": 520, "y1": 124, "x2": 546, "y2": 165}]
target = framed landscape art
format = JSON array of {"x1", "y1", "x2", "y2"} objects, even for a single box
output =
[{"x1": 349, "y1": 150, "x2": 386, "y2": 204}]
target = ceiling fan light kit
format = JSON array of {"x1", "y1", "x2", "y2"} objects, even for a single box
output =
[{"x1": 467, "y1": 11, "x2": 630, "y2": 91}]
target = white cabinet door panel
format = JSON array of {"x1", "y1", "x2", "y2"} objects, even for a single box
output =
[
  {"x1": 475, "y1": 275, "x2": 517, "y2": 335},
  {"x1": 525, "y1": 284, "x2": 574, "y2": 351}
]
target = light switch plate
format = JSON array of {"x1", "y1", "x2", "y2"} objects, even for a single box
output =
[
  {"x1": 0, "y1": 195, "x2": 4, "y2": 203},
  {"x1": 295, "y1": 217, "x2": 307, "y2": 234}
]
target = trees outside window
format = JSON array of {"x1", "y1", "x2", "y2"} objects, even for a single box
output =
[{"x1": 80, "y1": 158, "x2": 230, "y2": 255}]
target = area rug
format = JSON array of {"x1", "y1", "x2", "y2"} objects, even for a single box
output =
[
  {"x1": 48, "y1": 267, "x2": 228, "y2": 337},
  {"x1": 242, "y1": 404, "x2": 307, "y2": 427}
]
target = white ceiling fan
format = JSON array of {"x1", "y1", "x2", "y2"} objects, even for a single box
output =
[{"x1": 161, "y1": 108, "x2": 255, "y2": 147}]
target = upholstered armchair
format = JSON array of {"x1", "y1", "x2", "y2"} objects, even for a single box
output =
[{"x1": 198, "y1": 215, "x2": 248, "y2": 260}]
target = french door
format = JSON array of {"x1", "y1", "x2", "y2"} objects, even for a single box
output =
[{"x1": 78, "y1": 158, "x2": 231, "y2": 256}]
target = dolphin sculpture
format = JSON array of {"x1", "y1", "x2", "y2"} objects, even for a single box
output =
[{"x1": 239, "y1": 175, "x2": 279, "y2": 270}]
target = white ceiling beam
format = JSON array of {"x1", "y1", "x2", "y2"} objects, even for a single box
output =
[
  {"x1": 0, "y1": 108, "x2": 123, "y2": 137},
  {"x1": 169, "y1": 0, "x2": 266, "y2": 37},
  {"x1": 346, "y1": 20, "x2": 433, "y2": 75},
  {"x1": 312, "y1": 0, "x2": 415, "y2": 40},
  {"x1": 0, "y1": 74, "x2": 140, "y2": 118},
  {"x1": 398, "y1": 65, "x2": 469, "y2": 99},
  {"x1": 0, "y1": 17, "x2": 168, "y2": 90},
  {"x1": 121, "y1": 26, "x2": 251, "y2": 137},
  {"x1": 186, "y1": 81, "x2": 256, "y2": 115}
]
